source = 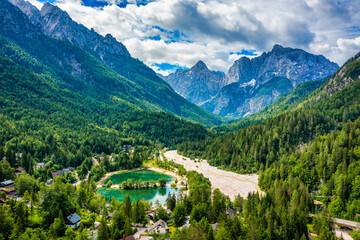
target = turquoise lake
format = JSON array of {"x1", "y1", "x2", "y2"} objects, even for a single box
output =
[{"x1": 97, "y1": 169, "x2": 179, "y2": 205}]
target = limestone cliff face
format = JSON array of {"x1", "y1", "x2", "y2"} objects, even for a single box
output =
[
  {"x1": 203, "y1": 45, "x2": 339, "y2": 117},
  {"x1": 10, "y1": 0, "x2": 130, "y2": 59},
  {"x1": 10, "y1": 0, "x2": 163, "y2": 85},
  {"x1": 162, "y1": 61, "x2": 225, "y2": 105},
  {"x1": 165, "y1": 45, "x2": 339, "y2": 118}
]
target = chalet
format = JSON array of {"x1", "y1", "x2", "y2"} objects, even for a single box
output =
[
  {"x1": 52, "y1": 167, "x2": 75, "y2": 178},
  {"x1": 65, "y1": 213, "x2": 82, "y2": 228},
  {"x1": 63, "y1": 167, "x2": 75, "y2": 173},
  {"x1": 0, "y1": 180, "x2": 15, "y2": 192},
  {"x1": 226, "y1": 208, "x2": 236, "y2": 218},
  {"x1": 52, "y1": 170, "x2": 63, "y2": 178},
  {"x1": 148, "y1": 219, "x2": 168, "y2": 234},
  {"x1": 36, "y1": 162, "x2": 45, "y2": 169},
  {"x1": 15, "y1": 167, "x2": 25, "y2": 174}
]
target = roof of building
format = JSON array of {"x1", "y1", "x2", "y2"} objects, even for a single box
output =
[
  {"x1": 0, "y1": 180, "x2": 15, "y2": 187},
  {"x1": 148, "y1": 219, "x2": 167, "y2": 232},
  {"x1": 15, "y1": 167, "x2": 25, "y2": 172},
  {"x1": 66, "y1": 213, "x2": 82, "y2": 224},
  {"x1": 63, "y1": 167, "x2": 75, "y2": 172},
  {"x1": 36, "y1": 162, "x2": 45, "y2": 167}
]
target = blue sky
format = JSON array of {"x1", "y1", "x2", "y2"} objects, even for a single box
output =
[{"x1": 28, "y1": 0, "x2": 360, "y2": 75}]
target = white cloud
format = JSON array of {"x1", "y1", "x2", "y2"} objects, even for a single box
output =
[
  {"x1": 27, "y1": 0, "x2": 43, "y2": 9},
  {"x1": 32, "y1": 0, "x2": 360, "y2": 73}
]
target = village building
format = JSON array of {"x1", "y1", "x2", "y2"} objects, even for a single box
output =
[
  {"x1": 52, "y1": 167, "x2": 75, "y2": 178},
  {"x1": 65, "y1": 213, "x2": 82, "y2": 228},
  {"x1": 15, "y1": 167, "x2": 25, "y2": 175},
  {"x1": 36, "y1": 162, "x2": 45, "y2": 169},
  {"x1": 0, "y1": 180, "x2": 15, "y2": 192},
  {"x1": 148, "y1": 219, "x2": 168, "y2": 234}
]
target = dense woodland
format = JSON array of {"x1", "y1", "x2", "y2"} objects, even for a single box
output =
[{"x1": 1, "y1": 1, "x2": 360, "y2": 239}]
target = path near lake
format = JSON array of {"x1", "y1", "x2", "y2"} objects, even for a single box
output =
[{"x1": 164, "y1": 150, "x2": 262, "y2": 200}]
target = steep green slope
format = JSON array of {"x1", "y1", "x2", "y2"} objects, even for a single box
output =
[
  {"x1": 178, "y1": 52, "x2": 360, "y2": 172},
  {"x1": 215, "y1": 79, "x2": 325, "y2": 133},
  {"x1": 0, "y1": 0, "x2": 222, "y2": 126},
  {"x1": 178, "y1": 53, "x2": 360, "y2": 222},
  {"x1": 0, "y1": 36, "x2": 213, "y2": 166}
]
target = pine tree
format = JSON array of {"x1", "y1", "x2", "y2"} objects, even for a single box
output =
[{"x1": 124, "y1": 196, "x2": 132, "y2": 219}]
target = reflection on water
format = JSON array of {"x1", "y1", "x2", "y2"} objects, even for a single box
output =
[
  {"x1": 158, "y1": 187, "x2": 167, "y2": 196},
  {"x1": 104, "y1": 169, "x2": 174, "y2": 184},
  {"x1": 97, "y1": 169, "x2": 179, "y2": 205},
  {"x1": 97, "y1": 187, "x2": 179, "y2": 205}
]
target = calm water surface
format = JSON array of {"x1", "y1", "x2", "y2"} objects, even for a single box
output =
[{"x1": 97, "y1": 169, "x2": 179, "y2": 205}]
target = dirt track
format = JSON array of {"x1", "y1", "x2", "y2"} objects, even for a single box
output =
[{"x1": 163, "y1": 150, "x2": 262, "y2": 200}]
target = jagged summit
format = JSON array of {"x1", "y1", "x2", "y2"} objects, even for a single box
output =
[
  {"x1": 272, "y1": 44, "x2": 284, "y2": 51},
  {"x1": 165, "y1": 44, "x2": 339, "y2": 118},
  {"x1": 202, "y1": 45, "x2": 339, "y2": 117},
  {"x1": 3, "y1": 0, "x2": 222, "y2": 125},
  {"x1": 191, "y1": 60, "x2": 208, "y2": 71},
  {"x1": 163, "y1": 61, "x2": 225, "y2": 105},
  {"x1": 10, "y1": 0, "x2": 130, "y2": 58}
]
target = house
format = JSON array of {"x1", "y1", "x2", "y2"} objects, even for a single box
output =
[
  {"x1": 226, "y1": 208, "x2": 236, "y2": 218},
  {"x1": 148, "y1": 219, "x2": 168, "y2": 234},
  {"x1": 36, "y1": 162, "x2": 45, "y2": 169},
  {"x1": 15, "y1": 167, "x2": 25, "y2": 174},
  {"x1": 0, "y1": 180, "x2": 15, "y2": 192},
  {"x1": 63, "y1": 167, "x2": 75, "y2": 173},
  {"x1": 52, "y1": 167, "x2": 75, "y2": 178},
  {"x1": 65, "y1": 213, "x2": 82, "y2": 228},
  {"x1": 52, "y1": 170, "x2": 63, "y2": 178}
]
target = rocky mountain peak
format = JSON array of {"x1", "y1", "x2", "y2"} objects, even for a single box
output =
[
  {"x1": 163, "y1": 61, "x2": 225, "y2": 105},
  {"x1": 202, "y1": 45, "x2": 339, "y2": 117},
  {"x1": 8, "y1": 0, "x2": 42, "y2": 27},
  {"x1": 191, "y1": 60, "x2": 208, "y2": 71},
  {"x1": 272, "y1": 44, "x2": 284, "y2": 51},
  {"x1": 9, "y1": 0, "x2": 130, "y2": 59}
]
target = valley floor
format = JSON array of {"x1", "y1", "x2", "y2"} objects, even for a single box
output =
[{"x1": 163, "y1": 150, "x2": 262, "y2": 200}]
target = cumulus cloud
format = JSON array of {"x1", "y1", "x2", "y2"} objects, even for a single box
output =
[{"x1": 27, "y1": 0, "x2": 360, "y2": 73}]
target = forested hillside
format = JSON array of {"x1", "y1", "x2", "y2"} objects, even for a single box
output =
[
  {"x1": 215, "y1": 80, "x2": 325, "y2": 133},
  {"x1": 0, "y1": 0, "x2": 222, "y2": 126},
  {"x1": 178, "y1": 52, "x2": 360, "y2": 223}
]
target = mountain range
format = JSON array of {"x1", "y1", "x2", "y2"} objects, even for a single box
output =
[
  {"x1": 163, "y1": 45, "x2": 339, "y2": 118},
  {"x1": 4, "y1": 0, "x2": 222, "y2": 126}
]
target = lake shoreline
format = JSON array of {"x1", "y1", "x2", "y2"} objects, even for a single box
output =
[
  {"x1": 97, "y1": 166, "x2": 183, "y2": 188},
  {"x1": 164, "y1": 150, "x2": 263, "y2": 200}
]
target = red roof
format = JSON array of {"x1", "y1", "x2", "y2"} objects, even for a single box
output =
[{"x1": 15, "y1": 167, "x2": 25, "y2": 173}]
